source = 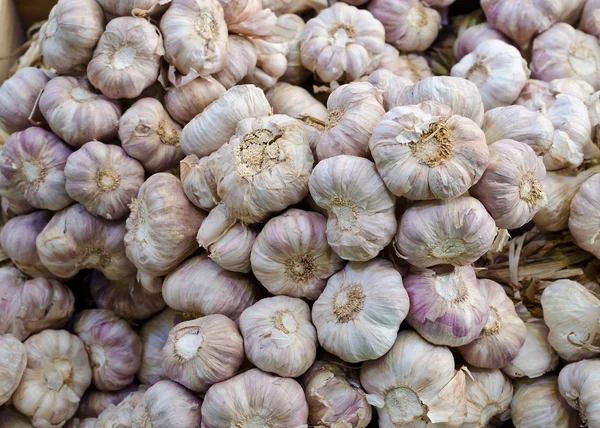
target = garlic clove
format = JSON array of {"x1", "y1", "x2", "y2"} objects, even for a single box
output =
[
  {"x1": 76, "y1": 384, "x2": 141, "y2": 419},
  {"x1": 218, "y1": 0, "x2": 276, "y2": 38},
  {"x1": 376, "y1": 45, "x2": 433, "y2": 82},
  {"x1": 96, "y1": 388, "x2": 146, "y2": 428},
  {"x1": 0, "y1": 334, "x2": 27, "y2": 407},
  {"x1": 453, "y1": 23, "x2": 512, "y2": 61},
  {"x1": 312, "y1": 259, "x2": 409, "y2": 363},
  {"x1": 266, "y1": 82, "x2": 327, "y2": 122},
  {"x1": 180, "y1": 154, "x2": 220, "y2": 211},
  {"x1": 463, "y1": 368, "x2": 513, "y2": 428},
  {"x1": 558, "y1": 360, "x2": 600, "y2": 426},
  {"x1": 580, "y1": 0, "x2": 600, "y2": 38},
  {"x1": 366, "y1": 69, "x2": 414, "y2": 112},
  {"x1": 516, "y1": 77, "x2": 595, "y2": 113},
  {"x1": 570, "y1": 173, "x2": 600, "y2": 259},
  {"x1": 213, "y1": 35, "x2": 258, "y2": 89},
  {"x1": 242, "y1": 37, "x2": 289, "y2": 90},
  {"x1": 164, "y1": 77, "x2": 226, "y2": 126},
  {"x1": 267, "y1": 13, "x2": 310, "y2": 85}
]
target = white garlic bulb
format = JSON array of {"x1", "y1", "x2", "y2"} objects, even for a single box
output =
[
  {"x1": 531, "y1": 23, "x2": 600, "y2": 90},
  {"x1": 218, "y1": 0, "x2": 276, "y2": 38},
  {"x1": 180, "y1": 154, "x2": 220, "y2": 211},
  {"x1": 404, "y1": 265, "x2": 489, "y2": 347},
  {"x1": 516, "y1": 77, "x2": 595, "y2": 112},
  {"x1": 502, "y1": 320, "x2": 559, "y2": 379},
  {"x1": 368, "y1": 0, "x2": 441, "y2": 53},
  {"x1": 97, "y1": 0, "x2": 169, "y2": 16},
  {"x1": 251, "y1": 208, "x2": 343, "y2": 300},
  {"x1": 266, "y1": 82, "x2": 327, "y2": 121},
  {"x1": 165, "y1": 77, "x2": 226, "y2": 126},
  {"x1": 242, "y1": 37, "x2": 288, "y2": 90},
  {"x1": 0, "y1": 334, "x2": 27, "y2": 407},
  {"x1": 451, "y1": 39, "x2": 530, "y2": 110},
  {"x1": 208, "y1": 114, "x2": 313, "y2": 223},
  {"x1": 541, "y1": 279, "x2": 600, "y2": 361},
  {"x1": 369, "y1": 100, "x2": 489, "y2": 200},
  {"x1": 558, "y1": 360, "x2": 600, "y2": 427},
  {"x1": 201, "y1": 368, "x2": 309, "y2": 426},
  {"x1": 312, "y1": 259, "x2": 409, "y2": 363},
  {"x1": 160, "y1": 0, "x2": 228, "y2": 76},
  {"x1": 300, "y1": 2, "x2": 385, "y2": 83},
  {"x1": 377, "y1": 45, "x2": 433, "y2": 82},
  {"x1": 463, "y1": 368, "x2": 513, "y2": 428},
  {"x1": 267, "y1": 14, "x2": 309, "y2": 85},
  {"x1": 77, "y1": 385, "x2": 141, "y2": 419},
  {"x1": 39, "y1": 77, "x2": 121, "y2": 149},
  {"x1": 87, "y1": 17, "x2": 164, "y2": 99},
  {"x1": 454, "y1": 23, "x2": 511, "y2": 61},
  {"x1": 581, "y1": 0, "x2": 600, "y2": 38},
  {"x1": 366, "y1": 69, "x2": 414, "y2": 112},
  {"x1": 317, "y1": 82, "x2": 385, "y2": 160},
  {"x1": 12, "y1": 330, "x2": 92, "y2": 428},
  {"x1": 118, "y1": 98, "x2": 185, "y2": 174},
  {"x1": 395, "y1": 196, "x2": 497, "y2": 268},
  {"x1": 96, "y1": 388, "x2": 146, "y2": 428},
  {"x1": 213, "y1": 35, "x2": 258, "y2": 89},
  {"x1": 360, "y1": 330, "x2": 467, "y2": 427},
  {"x1": 570, "y1": 173, "x2": 600, "y2": 258},
  {"x1": 309, "y1": 155, "x2": 397, "y2": 261},
  {"x1": 39, "y1": 0, "x2": 106, "y2": 73},
  {"x1": 181, "y1": 84, "x2": 271, "y2": 158}
]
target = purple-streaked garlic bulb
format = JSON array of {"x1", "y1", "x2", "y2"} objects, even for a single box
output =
[
  {"x1": 96, "y1": 0, "x2": 169, "y2": 16},
  {"x1": 95, "y1": 388, "x2": 146, "y2": 428},
  {"x1": 453, "y1": 23, "x2": 511, "y2": 61},
  {"x1": 77, "y1": 384, "x2": 141, "y2": 419},
  {"x1": 0, "y1": 334, "x2": 27, "y2": 407},
  {"x1": 581, "y1": 0, "x2": 600, "y2": 38},
  {"x1": 180, "y1": 155, "x2": 220, "y2": 211},
  {"x1": 569, "y1": 173, "x2": 600, "y2": 259},
  {"x1": 164, "y1": 77, "x2": 226, "y2": 126}
]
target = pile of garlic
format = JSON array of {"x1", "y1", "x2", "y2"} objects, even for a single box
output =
[{"x1": 2, "y1": 0, "x2": 600, "y2": 426}]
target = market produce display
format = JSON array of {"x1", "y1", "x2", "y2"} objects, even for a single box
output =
[{"x1": 2, "y1": 0, "x2": 600, "y2": 426}]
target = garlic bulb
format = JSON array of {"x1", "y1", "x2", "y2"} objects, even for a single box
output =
[
  {"x1": 74, "y1": 309, "x2": 142, "y2": 392},
  {"x1": 369, "y1": 100, "x2": 489, "y2": 200},
  {"x1": 312, "y1": 259, "x2": 409, "y2": 363},
  {"x1": 0, "y1": 407, "x2": 35, "y2": 428},
  {"x1": 268, "y1": 14, "x2": 309, "y2": 85},
  {"x1": 368, "y1": 0, "x2": 441, "y2": 53},
  {"x1": 482, "y1": 105, "x2": 554, "y2": 156},
  {"x1": 309, "y1": 155, "x2": 397, "y2": 261},
  {"x1": 131, "y1": 380, "x2": 202, "y2": 428},
  {"x1": 266, "y1": 82, "x2": 327, "y2": 121},
  {"x1": 213, "y1": 35, "x2": 258, "y2": 89},
  {"x1": 454, "y1": 23, "x2": 511, "y2": 61},
  {"x1": 1, "y1": 196, "x2": 35, "y2": 218},
  {"x1": 300, "y1": 2, "x2": 385, "y2": 83},
  {"x1": 317, "y1": 82, "x2": 385, "y2": 160},
  {"x1": 180, "y1": 154, "x2": 220, "y2": 211},
  {"x1": 581, "y1": 0, "x2": 600, "y2": 38},
  {"x1": 560, "y1": 0, "x2": 586, "y2": 23},
  {"x1": 302, "y1": 359, "x2": 372, "y2": 428},
  {"x1": 162, "y1": 255, "x2": 258, "y2": 322},
  {"x1": 251, "y1": 208, "x2": 343, "y2": 300},
  {"x1": 367, "y1": 69, "x2": 414, "y2": 112},
  {"x1": 516, "y1": 77, "x2": 595, "y2": 112},
  {"x1": 96, "y1": 389, "x2": 146, "y2": 428},
  {"x1": 1, "y1": 127, "x2": 73, "y2": 211},
  {"x1": 196, "y1": 204, "x2": 256, "y2": 273},
  {"x1": 0, "y1": 68, "x2": 53, "y2": 134},
  {"x1": 65, "y1": 141, "x2": 144, "y2": 220},
  {"x1": 39, "y1": 0, "x2": 105, "y2": 73},
  {"x1": 0, "y1": 210, "x2": 54, "y2": 278},
  {"x1": 531, "y1": 23, "x2": 600, "y2": 90},
  {"x1": 125, "y1": 173, "x2": 206, "y2": 277},
  {"x1": 403, "y1": 265, "x2": 488, "y2": 347},
  {"x1": 242, "y1": 38, "x2": 288, "y2": 90},
  {"x1": 208, "y1": 114, "x2": 313, "y2": 223},
  {"x1": 162, "y1": 314, "x2": 243, "y2": 392},
  {"x1": 164, "y1": 77, "x2": 226, "y2": 125},
  {"x1": 201, "y1": 368, "x2": 309, "y2": 426},
  {"x1": 360, "y1": 330, "x2": 467, "y2": 427},
  {"x1": 181, "y1": 85, "x2": 271, "y2": 158},
  {"x1": 118, "y1": 98, "x2": 185, "y2": 174},
  {"x1": 218, "y1": 0, "x2": 276, "y2": 38},
  {"x1": 39, "y1": 77, "x2": 121, "y2": 148},
  {"x1": 12, "y1": 330, "x2": 92, "y2": 428},
  {"x1": 463, "y1": 368, "x2": 513, "y2": 428},
  {"x1": 90, "y1": 271, "x2": 166, "y2": 323},
  {"x1": 541, "y1": 279, "x2": 600, "y2": 361},
  {"x1": 395, "y1": 196, "x2": 497, "y2": 268},
  {"x1": 452, "y1": 40, "x2": 530, "y2": 111},
  {"x1": 160, "y1": 0, "x2": 228, "y2": 76},
  {"x1": 96, "y1": 0, "x2": 169, "y2": 16},
  {"x1": 569, "y1": 173, "x2": 600, "y2": 258},
  {"x1": 511, "y1": 376, "x2": 579, "y2": 428},
  {"x1": 262, "y1": 0, "x2": 327, "y2": 14},
  {"x1": 138, "y1": 309, "x2": 185, "y2": 385},
  {"x1": 69, "y1": 418, "x2": 97, "y2": 428},
  {"x1": 558, "y1": 360, "x2": 600, "y2": 426},
  {"x1": 240, "y1": 296, "x2": 317, "y2": 377},
  {"x1": 394, "y1": 76, "x2": 485, "y2": 126},
  {"x1": 77, "y1": 385, "x2": 140, "y2": 419},
  {"x1": 37, "y1": 204, "x2": 135, "y2": 280},
  {"x1": 390, "y1": 53, "x2": 433, "y2": 83},
  {"x1": 0, "y1": 334, "x2": 27, "y2": 406}
]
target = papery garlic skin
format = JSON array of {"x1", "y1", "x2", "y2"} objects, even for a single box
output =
[
  {"x1": 370, "y1": 101, "x2": 489, "y2": 200},
  {"x1": 181, "y1": 85, "x2": 271, "y2": 158},
  {"x1": 463, "y1": 368, "x2": 513, "y2": 428},
  {"x1": 0, "y1": 407, "x2": 35, "y2": 428},
  {"x1": 97, "y1": 0, "x2": 168, "y2": 16},
  {"x1": 451, "y1": 40, "x2": 530, "y2": 110},
  {"x1": 558, "y1": 360, "x2": 600, "y2": 426},
  {"x1": 360, "y1": 330, "x2": 467, "y2": 427},
  {"x1": 180, "y1": 155, "x2": 220, "y2": 211},
  {"x1": 531, "y1": 23, "x2": 600, "y2": 90},
  {"x1": 569, "y1": 173, "x2": 600, "y2": 258},
  {"x1": 251, "y1": 208, "x2": 343, "y2": 300},
  {"x1": 0, "y1": 334, "x2": 27, "y2": 406},
  {"x1": 404, "y1": 265, "x2": 488, "y2": 347},
  {"x1": 300, "y1": 2, "x2": 385, "y2": 83},
  {"x1": 209, "y1": 114, "x2": 313, "y2": 223},
  {"x1": 39, "y1": 0, "x2": 106, "y2": 73},
  {"x1": 581, "y1": 0, "x2": 600, "y2": 38},
  {"x1": 268, "y1": 14, "x2": 309, "y2": 85},
  {"x1": 125, "y1": 173, "x2": 206, "y2": 277},
  {"x1": 266, "y1": 82, "x2": 327, "y2": 122},
  {"x1": 367, "y1": 69, "x2": 414, "y2": 112},
  {"x1": 213, "y1": 35, "x2": 258, "y2": 89},
  {"x1": 39, "y1": 77, "x2": 121, "y2": 149},
  {"x1": 313, "y1": 259, "x2": 409, "y2": 363},
  {"x1": 396, "y1": 196, "x2": 497, "y2": 268},
  {"x1": 77, "y1": 384, "x2": 141, "y2": 419},
  {"x1": 13, "y1": 330, "x2": 92, "y2": 428},
  {"x1": 542, "y1": 279, "x2": 600, "y2": 361},
  {"x1": 165, "y1": 77, "x2": 226, "y2": 125},
  {"x1": 119, "y1": 98, "x2": 185, "y2": 174},
  {"x1": 309, "y1": 155, "x2": 397, "y2": 261},
  {"x1": 454, "y1": 23, "x2": 511, "y2": 61},
  {"x1": 1, "y1": 127, "x2": 73, "y2": 211},
  {"x1": 369, "y1": 0, "x2": 440, "y2": 53},
  {"x1": 201, "y1": 368, "x2": 309, "y2": 427},
  {"x1": 0, "y1": 68, "x2": 53, "y2": 134},
  {"x1": 301, "y1": 360, "x2": 372, "y2": 428},
  {"x1": 131, "y1": 380, "x2": 202, "y2": 428},
  {"x1": 317, "y1": 82, "x2": 385, "y2": 160},
  {"x1": 162, "y1": 255, "x2": 258, "y2": 322},
  {"x1": 160, "y1": 0, "x2": 228, "y2": 76},
  {"x1": 96, "y1": 388, "x2": 146, "y2": 428}
]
